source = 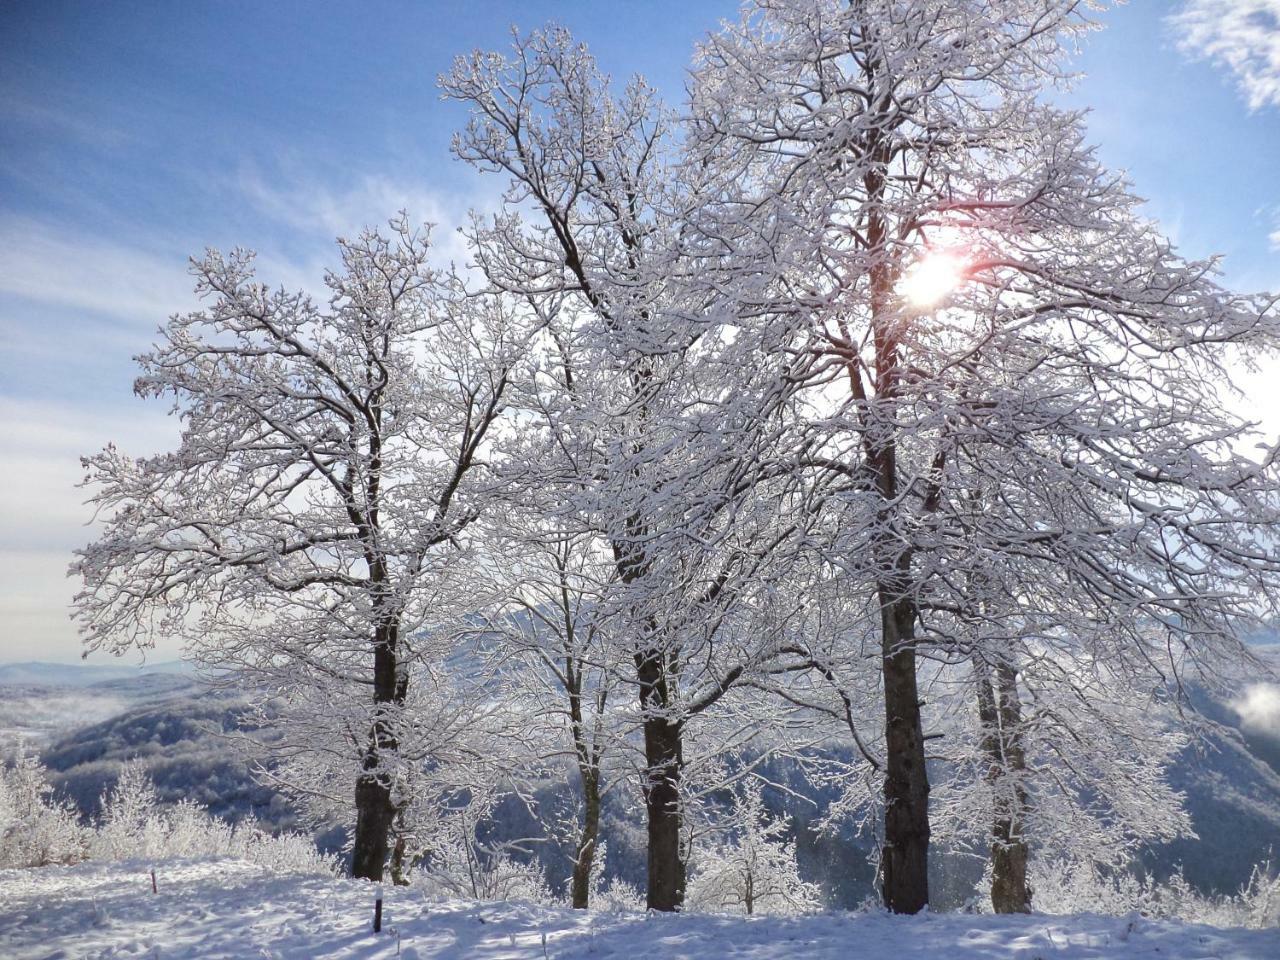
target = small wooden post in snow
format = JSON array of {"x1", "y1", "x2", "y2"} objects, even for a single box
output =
[
  {"x1": 373, "y1": 883, "x2": 383, "y2": 933},
  {"x1": 150, "y1": 869, "x2": 157, "y2": 894}
]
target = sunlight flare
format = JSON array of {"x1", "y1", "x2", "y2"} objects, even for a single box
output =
[{"x1": 899, "y1": 251, "x2": 966, "y2": 308}]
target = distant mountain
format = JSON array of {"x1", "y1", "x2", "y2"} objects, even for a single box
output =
[
  {"x1": 0, "y1": 660, "x2": 201, "y2": 759},
  {"x1": 0, "y1": 659, "x2": 196, "y2": 688},
  {"x1": 8, "y1": 647, "x2": 1278, "y2": 902},
  {"x1": 40, "y1": 690, "x2": 304, "y2": 835}
]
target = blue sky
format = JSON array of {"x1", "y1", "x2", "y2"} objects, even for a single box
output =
[{"x1": 1, "y1": 0, "x2": 1278, "y2": 663}]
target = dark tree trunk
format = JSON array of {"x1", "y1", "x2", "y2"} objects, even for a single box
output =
[
  {"x1": 563, "y1": 611, "x2": 606, "y2": 910},
  {"x1": 637, "y1": 649, "x2": 686, "y2": 912},
  {"x1": 389, "y1": 818, "x2": 410, "y2": 887},
  {"x1": 990, "y1": 824, "x2": 1031, "y2": 914},
  {"x1": 852, "y1": 124, "x2": 930, "y2": 915},
  {"x1": 975, "y1": 656, "x2": 1032, "y2": 913},
  {"x1": 865, "y1": 271, "x2": 931, "y2": 913},
  {"x1": 352, "y1": 772, "x2": 395, "y2": 881},
  {"x1": 613, "y1": 520, "x2": 686, "y2": 912},
  {"x1": 570, "y1": 771, "x2": 601, "y2": 909},
  {"x1": 879, "y1": 589, "x2": 931, "y2": 914},
  {"x1": 351, "y1": 616, "x2": 405, "y2": 882}
]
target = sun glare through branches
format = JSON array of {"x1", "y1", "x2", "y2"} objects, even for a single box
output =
[{"x1": 899, "y1": 251, "x2": 967, "y2": 308}]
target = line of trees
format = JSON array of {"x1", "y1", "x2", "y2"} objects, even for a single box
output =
[{"x1": 75, "y1": 0, "x2": 1280, "y2": 915}]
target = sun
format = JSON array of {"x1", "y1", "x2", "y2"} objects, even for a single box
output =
[{"x1": 899, "y1": 251, "x2": 966, "y2": 308}]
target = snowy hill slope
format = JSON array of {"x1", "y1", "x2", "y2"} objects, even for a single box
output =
[
  {"x1": 1, "y1": 858, "x2": 1277, "y2": 960},
  {"x1": 39, "y1": 692, "x2": 303, "y2": 833},
  {"x1": 0, "y1": 665, "x2": 199, "y2": 760}
]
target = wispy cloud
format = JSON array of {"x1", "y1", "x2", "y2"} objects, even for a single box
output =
[
  {"x1": 0, "y1": 92, "x2": 133, "y2": 150},
  {"x1": 1173, "y1": 0, "x2": 1280, "y2": 111},
  {"x1": 0, "y1": 396, "x2": 180, "y2": 661},
  {"x1": 0, "y1": 217, "x2": 197, "y2": 325},
  {"x1": 235, "y1": 166, "x2": 489, "y2": 269},
  {"x1": 0, "y1": 396, "x2": 177, "y2": 554}
]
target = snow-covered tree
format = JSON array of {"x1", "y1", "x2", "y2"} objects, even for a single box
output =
[
  {"x1": 687, "y1": 781, "x2": 822, "y2": 916},
  {"x1": 920, "y1": 640, "x2": 1194, "y2": 913},
  {"x1": 74, "y1": 218, "x2": 526, "y2": 882},
  {"x1": 683, "y1": 0, "x2": 1280, "y2": 913},
  {"x1": 441, "y1": 29, "x2": 820, "y2": 911},
  {"x1": 473, "y1": 518, "x2": 629, "y2": 908},
  {"x1": 441, "y1": 29, "x2": 695, "y2": 910}
]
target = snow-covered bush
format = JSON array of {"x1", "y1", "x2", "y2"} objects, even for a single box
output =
[
  {"x1": 1032, "y1": 857, "x2": 1280, "y2": 930},
  {"x1": 80, "y1": 759, "x2": 335, "y2": 874},
  {"x1": 585, "y1": 842, "x2": 644, "y2": 913},
  {"x1": 590, "y1": 875, "x2": 646, "y2": 912},
  {"x1": 412, "y1": 809, "x2": 554, "y2": 904},
  {"x1": 91, "y1": 760, "x2": 165, "y2": 860},
  {"x1": 416, "y1": 846, "x2": 555, "y2": 904},
  {"x1": 1234, "y1": 861, "x2": 1280, "y2": 929},
  {"x1": 0, "y1": 752, "x2": 87, "y2": 868},
  {"x1": 686, "y1": 783, "x2": 822, "y2": 916}
]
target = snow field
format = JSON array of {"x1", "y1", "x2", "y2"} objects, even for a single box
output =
[{"x1": 2, "y1": 858, "x2": 1279, "y2": 959}]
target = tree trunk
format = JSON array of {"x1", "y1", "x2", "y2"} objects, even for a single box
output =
[
  {"x1": 570, "y1": 770, "x2": 601, "y2": 909},
  {"x1": 991, "y1": 660, "x2": 1031, "y2": 913},
  {"x1": 855, "y1": 124, "x2": 930, "y2": 914},
  {"x1": 637, "y1": 649, "x2": 686, "y2": 911},
  {"x1": 990, "y1": 824, "x2": 1030, "y2": 914},
  {"x1": 351, "y1": 616, "x2": 404, "y2": 882},
  {"x1": 879, "y1": 590, "x2": 931, "y2": 914},
  {"x1": 975, "y1": 656, "x2": 1032, "y2": 913},
  {"x1": 614, "y1": 522, "x2": 686, "y2": 913},
  {"x1": 389, "y1": 814, "x2": 410, "y2": 887},
  {"x1": 389, "y1": 836, "x2": 408, "y2": 886},
  {"x1": 352, "y1": 769, "x2": 395, "y2": 881}
]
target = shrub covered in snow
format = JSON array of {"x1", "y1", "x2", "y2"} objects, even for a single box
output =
[
  {"x1": 590, "y1": 875, "x2": 646, "y2": 913},
  {"x1": 2, "y1": 754, "x2": 334, "y2": 875},
  {"x1": 585, "y1": 843, "x2": 645, "y2": 913},
  {"x1": 410, "y1": 808, "x2": 555, "y2": 904},
  {"x1": 89, "y1": 760, "x2": 336, "y2": 874},
  {"x1": 1031, "y1": 857, "x2": 1280, "y2": 930},
  {"x1": 0, "y1": 751, "x2": 88, "y2": 868},
  {"x1": 686, "y1": 783, "x2": 822, "y2": 916}
]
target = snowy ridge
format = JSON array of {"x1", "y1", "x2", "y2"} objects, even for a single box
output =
[
  {"x1": 0, "y1": 661, "x2": 195, "y2": 688},
  {"x1": 2, "y1": 858, "x2": 1277, "y2": 960},
  {"x1": 0, "y1": 668, "x2": 201, "y2": 761}
]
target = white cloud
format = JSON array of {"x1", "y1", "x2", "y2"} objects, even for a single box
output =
[
  {"x1": 0, "y1": 396, "x2": 181, "y2": 662},
  {"x1": 0, "y1": 396, "x2": 177, "y2": 553},
  {"x1": 1233, "y1": 682, "x2": 1280, "y2": 738},
  {"x1": 1173, "y1": 0, "x2": 1280, "y2": 111},
  {"x1": 0, "y1": 549, "x2": 184, "y2": 664},
  {"x1": 0, "y1": 217, "x2": 198, "y2": 325},
  {"x1": 235, "y1": 167, "x2": 489, "y2": 270},
  {"x1": 0, "y1": 167, "x2": 501, "y2": 336}
]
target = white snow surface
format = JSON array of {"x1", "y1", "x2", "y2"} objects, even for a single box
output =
[{"x1": 2, "y1": 858, "x2": 1277, "y2": 959}]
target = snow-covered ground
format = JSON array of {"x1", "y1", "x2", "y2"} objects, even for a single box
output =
[{"x1": 2, "y1": 859, "x2": 1278, "y2": 959}]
